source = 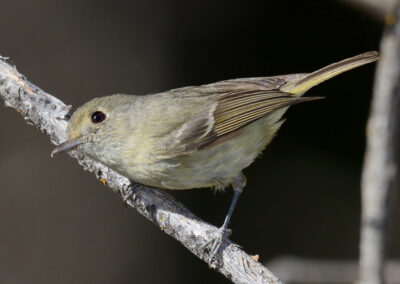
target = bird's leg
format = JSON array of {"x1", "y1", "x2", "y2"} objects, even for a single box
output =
[
  {"x1": 122, "y1": 182, "x2": 140, "y2": 206},
  {"x1": 207, "y1": 174, "x2": 247, "y2": 267}
]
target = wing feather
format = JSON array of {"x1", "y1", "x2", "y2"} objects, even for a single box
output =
[
  {"x1": 214, "y1": 92, "x2": 318, "y2": 136},
  {"x1": 160, "y1": 77, "x2": 319, "y2": 156}
]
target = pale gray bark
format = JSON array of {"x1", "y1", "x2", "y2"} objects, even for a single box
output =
[
  {"x1": 359, "y1": 3, "x2": 400, "y2": 284},
  {"x1": 0, "y1": 56, "x2": 282, "y2": 284},
  {"x1": 266, "y1": 256, "x2": 400, "y2": 283}
]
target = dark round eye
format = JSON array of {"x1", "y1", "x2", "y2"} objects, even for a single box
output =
[{"x1": 91, "y1": 111, "x2": 106, "y2": 123}]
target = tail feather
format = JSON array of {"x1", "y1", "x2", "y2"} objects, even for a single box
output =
[{"x1": 280, "y1": 51, "x2": 379, "y2": 95}]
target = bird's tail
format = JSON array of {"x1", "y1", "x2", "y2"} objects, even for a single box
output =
[{"x1": 280, "y1": 51, "x2": 379, "y2": 96}]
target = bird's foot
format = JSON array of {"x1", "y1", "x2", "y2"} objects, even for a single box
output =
[
  {"x1": 122, "y1": 183, "x2": 139, "y2": 206},
  {"x1": 204, "y1": 226, "x2": 232, "y2": 268}
]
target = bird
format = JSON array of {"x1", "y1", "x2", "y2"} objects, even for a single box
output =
[{"x1": 51, "y1": 51, "x2": 378, "y2": 265}]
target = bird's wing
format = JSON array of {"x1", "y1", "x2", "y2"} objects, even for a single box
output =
[
  {"x1": 159, "y1": 78, "x2": 319, "y2": 156},
  {"x1": 159, "y1": 51, "x2": 379, "y2": 156}
]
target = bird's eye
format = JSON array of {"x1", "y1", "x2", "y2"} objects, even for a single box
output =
[{"x1": 91, "y1": 111, "x2": 106, "y2": 123}]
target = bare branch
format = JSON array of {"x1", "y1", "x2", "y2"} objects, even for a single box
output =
[
  {"x1": 266, "y1": 256, "x2": 400, "y2": 283},
  {"x1": 359, "y1": 2, "x2": 400, "y2": 284},
  {"x1": 0, "y1": 56, "x2": 283, "y2": 284}
]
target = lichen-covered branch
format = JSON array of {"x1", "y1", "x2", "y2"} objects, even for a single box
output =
[
  {"x1": 0, "y1": 56, "x2": 282, "y2": 284},
  {"x1": 359, "y1": 3, "x2": 400, "y2": 284}
]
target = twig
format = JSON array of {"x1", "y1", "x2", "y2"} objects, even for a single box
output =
[
  {"x1": 266, "y1": 256, "x2": 400, "y2": 283},
  {"x1": 359, "y1": 2, "x2": 400, "y2": 284},
  {"x1": 0, "y1": 56, "x2": 283, "y2": 284}
]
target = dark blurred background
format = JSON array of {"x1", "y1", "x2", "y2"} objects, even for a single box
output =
[{"x1": 0, "y1": 0, "x2": 389, "y2": 283}]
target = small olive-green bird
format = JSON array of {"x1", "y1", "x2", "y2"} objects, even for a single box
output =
[{"x1": 52, "y1": 51, "x2": 378, "y2": 263}]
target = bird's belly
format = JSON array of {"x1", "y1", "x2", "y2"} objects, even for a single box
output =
[{"x1": 138, "y1": 111, "x2": 286, "y2": 190}]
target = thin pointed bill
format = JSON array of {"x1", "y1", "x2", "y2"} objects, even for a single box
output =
[{"x1": 51, "y1": 136, "x2": 88, "y2": 158}]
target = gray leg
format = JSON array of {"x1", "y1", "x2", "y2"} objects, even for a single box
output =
[
  {"x1": 208, "y1": 174, "x2": 247, "y2": 266},
  {"x1": 220, "y1": 186, "x2": 243, "y2": 231}
]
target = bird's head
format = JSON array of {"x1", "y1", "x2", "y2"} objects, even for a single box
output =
[{"x1": 51, "y1": 94, "x2": 132, "y2": 157}]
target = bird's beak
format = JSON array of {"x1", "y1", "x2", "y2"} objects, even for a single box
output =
[{"x1": 51, "y1": 136, "x2": 88, "y2": 158}]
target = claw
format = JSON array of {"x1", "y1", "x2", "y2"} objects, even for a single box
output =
[
  {"x1": 122, "y1": 183, "x2": 139, "y2": 206},
  {"x1": 122, "y1": 188, "x2": 132, "y2": 203},
  {"x1": 203, "y1": 226, "x2": 232, "y2": 267}
]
